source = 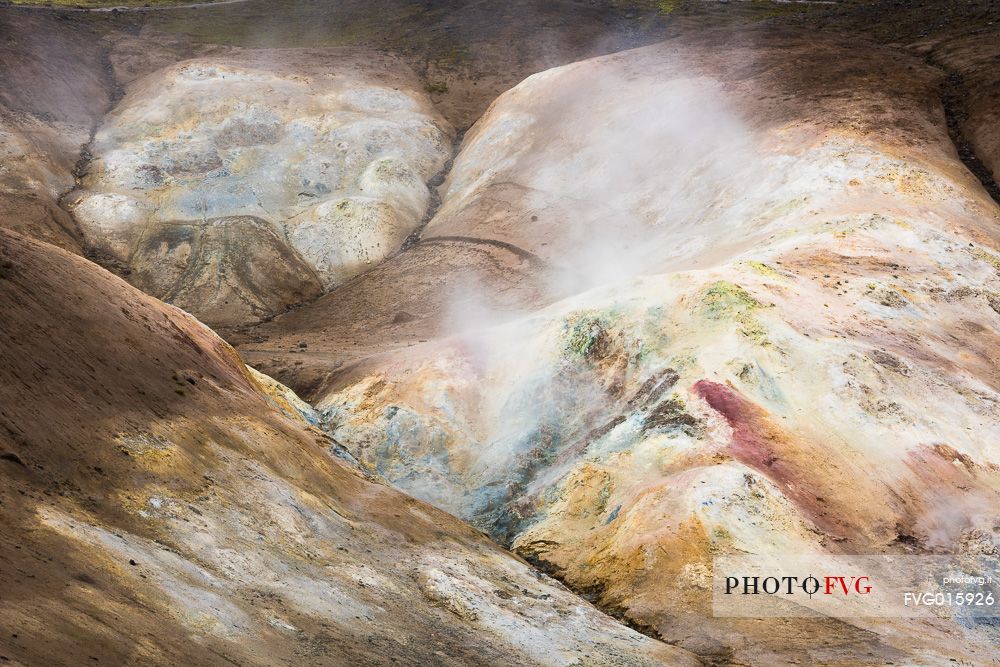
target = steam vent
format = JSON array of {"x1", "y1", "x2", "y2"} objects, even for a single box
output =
[{"x1": 1, "y1": 1, "x2": 999, "y2": 665}]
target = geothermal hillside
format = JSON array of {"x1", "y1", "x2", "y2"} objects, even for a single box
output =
[{"x1": 1, "y1": 1, "x2": 999, "y2": 666}]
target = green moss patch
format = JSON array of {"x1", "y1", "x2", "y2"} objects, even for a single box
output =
[
  {"x1": 745, "y1": 260, "x2": 782, "y2": 279},
  {"x1": 563, "y1": 312, "x2": 618, "y2": 361},
  {"x1": 700, "y1": 281, "x2": 761, "y2": 320},
  {"x1": 970, "y1": 247, "x2": 1000, "y2": 274}
]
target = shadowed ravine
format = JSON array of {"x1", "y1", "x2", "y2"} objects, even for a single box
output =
[{"x1": 934, "y1": 62, "x2": 1000, "y2": 205}]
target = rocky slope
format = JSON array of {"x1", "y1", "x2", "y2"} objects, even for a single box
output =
[
  {"x1": 63, "y1": 49, "x2": 453, "y2": 327},
  {"x1": 0, "y1": 12, "x2": 109, "y2": 252},
  {"x1": 0, "y1": 226, "x2": 696, "y2": 666},
  {"x1": 3, "y1": 2, "x2": 1000, "y2": 665},
  {"x1": 242, "y1": 27, "x2": 1000, "y2": 666}
]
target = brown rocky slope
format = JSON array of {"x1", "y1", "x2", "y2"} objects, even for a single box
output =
[{"x1": 0, "y1": 227, "x2": 695, "y2": 666}]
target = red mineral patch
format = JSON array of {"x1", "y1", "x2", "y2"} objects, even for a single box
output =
[
  {"x1": 694, "y1": 379, "x2": 783, "y2": 473},
  {"x1": 693, "y1": 379, "x2": 861, "y2": 541}
]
